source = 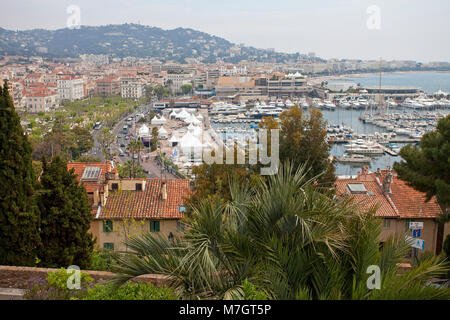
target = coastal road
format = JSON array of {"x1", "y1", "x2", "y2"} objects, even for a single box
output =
[{"x1": 87, "y1": 101, "x2": 178, "y2": 179}]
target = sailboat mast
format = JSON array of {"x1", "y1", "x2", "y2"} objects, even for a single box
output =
[{"x1": 378, "y1": 58, "x2": 384, "y2": 115}]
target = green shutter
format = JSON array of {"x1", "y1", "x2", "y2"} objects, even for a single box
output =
[
  {"x1": 150, "y1": 221, "x2": 160, "y2": 232},
  {"x1": 103, "y1": 220, "x2": 113, "y2": 232},
  {"x1": 103, "y1": 243, "x2": 114, "y2": 250}
]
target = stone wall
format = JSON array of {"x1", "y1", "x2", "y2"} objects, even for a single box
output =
[{"x1": 0, "y1": 265, "x2": 167, "y2": 289}]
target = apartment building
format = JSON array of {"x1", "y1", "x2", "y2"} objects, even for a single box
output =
[
  {"x1": 95, "y1": 75, "x2": 121, "y2": 97},
  {"x1": 220, "y1": 65, "x2": 247, "y2": 76},
  {"x1": 215, "y1": 76, "x2": 256, "y2": 97},
  {"x1": 336, "y1": 168, "x2": 449, "y2": 255},
  {"x1": 57, "y1": 76, "x2": 84, "y2": 101},
  {"x1": 255, "y1": 74, "x2": 309, "y2": 97},
  {"x1": 167, "y1": 72, "x2": 194, "y2": 94},
  {"x1": 120, "y1": 76, "x2": 145, "y2": 99},
  {"x1": 23, "y1": 87, "x2": 59, "y2": 113}
]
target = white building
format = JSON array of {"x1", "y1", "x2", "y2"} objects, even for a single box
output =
[
  {"x1": 167, "y1": 73, "x2": 194, "y2": 94},
  {"x1": 57, "y1": 76, "x2": 84, "y2": 101},
  {"x1": 23, "y1": 88, "x2": 59, "y2": 113},
  {"x1": 120, "y1": 77, "x2": 145, "y2": 99}
]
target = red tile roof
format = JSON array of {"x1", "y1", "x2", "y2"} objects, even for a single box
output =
[
  {"x1": 335, "y1": 175, "x2": 398, "y2": 218},
  {"x1": 384, "y1": 175, "x2": 442, "y2": 219},
  {"x1": 336, "y1": 171, "x2": 443, "y2": 219},
  {"x1": 67, "y1": 162, "x2": 117, "y2": 212},
  {"x1": 67, "y1": 161, "x2": 116, "y2": 182},
  {"x1": 99, "y1": 179, "x2": 191, "y2": 220}
]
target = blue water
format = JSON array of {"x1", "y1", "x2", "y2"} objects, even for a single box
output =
[
  {"x1": 211, "y1": 72, "x2": 450, "y2": 175},
  {"x1": 328, "y1": 71, "x2": 450, "y2": 94}
]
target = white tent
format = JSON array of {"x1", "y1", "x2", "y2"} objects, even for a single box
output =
[
  {"x1": 138, "y1": 124, "x2": 150, "y2": 137},
  {"x1": 192, "y1": 125, "x2": 203, "y2": 138},
  {"x1": 179, "y1": 130, "x2": 204, "y2": 159},
  {"x1": 151, "y1": 115, "x2": 167, "y2": 125},
  {"x1": 183, "y1": 113, "x2": 194, "y2": 124},
  {"x1": 151, "y1": 115, "x2": 160, "y2": 125},
  {"x1": 169, "y1": 134, "x2": 180, "y2": 147},
  {"x1": 191, "y1": 115, "x2": 202, "y2": 125},
  {"x1": 158, "y1": 126, "x2": 168, "y2": 139},
  {"x1": 169, "y1": 110, "x2": 178, "y2": 119},
  {"x1": 177, "y1": 108, "x2": 190, "y2": 120},
  {"x1": 196, "y1": 114, "x2": 204, "y2": 120},
  {"x1": 159, "y1": 115, "x2": 167, "y2": 124}
]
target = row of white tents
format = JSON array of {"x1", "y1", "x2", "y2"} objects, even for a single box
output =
[{"x1": 138, "y1": 123, "x2": 168, "y2": 140}]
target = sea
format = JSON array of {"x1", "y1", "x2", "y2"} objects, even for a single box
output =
[{"x1": 211, "y1": 72, "x2": 450, "y2": 176}]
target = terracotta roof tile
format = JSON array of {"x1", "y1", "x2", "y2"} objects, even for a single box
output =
[
  {"x1": 335, "y1": 171, "x2": 443, "y2": 219},
  {"x1": 100, "y1": 179, "x2": 191, "y2": 220},
  {"x1": 386, "y1": 176, "x2": 442, "y2": 219},
  {"x1": 335, "y1": 176, "x2": 398, "y2": 218}
]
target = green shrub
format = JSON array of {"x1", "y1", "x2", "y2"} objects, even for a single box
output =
[
  {"x1": 24, "y1": 268, "x2": 93, "y2": 300},
  {"x1": 78, "y1": 282, "x2": 178, "y2": 300},
  {"x1": 90, "y1": 249, "x2": 116, "y2": 271},
  {"x1": 444, "y1": 235, "x2": 450, "y2": 259},
  {"x1": 240, "y1": 279, "x2": 268, "y2": 300},
  {"x1": 46, "y1": 268, "x2": 93, "y2": 291}
]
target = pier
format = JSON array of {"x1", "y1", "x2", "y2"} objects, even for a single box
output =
[{"x1": 379, "y1": 144, "x2": 399, "y2": 156}]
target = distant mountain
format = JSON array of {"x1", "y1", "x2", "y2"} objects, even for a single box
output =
[{"x1": 0, "y1": 24, "x2": 307, "y2": 63}]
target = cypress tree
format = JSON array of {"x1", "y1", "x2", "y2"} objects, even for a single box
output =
[
  {"x1": 37, "y1": 156, "x2": 94, "y2": 269},
  {"x1": 0, "y1": 80, "x2": 40, "y2": 266}
]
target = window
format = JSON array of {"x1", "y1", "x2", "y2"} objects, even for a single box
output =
[
  {"x1": 150, "y1": 221, "x2": 160, "y2": 232},
  {"x1": 383, "y1": 219, "x2": 391, "y2": 229},
  {"x1": 103, "y1": 220, "x2": 113, "y2": 232},
  {"x1": 103, "y1": 243, "x2": 114, "y2": 250},
  {"x1": 136, "y1": 183, "x2": 142, "y2": 191},
  {"x1": 111, "y1": 183, "x2": 118, "y2": 191}
]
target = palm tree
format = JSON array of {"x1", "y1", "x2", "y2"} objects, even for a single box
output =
[
  {"x1": 111, "y1": 163, "x2": 450, "y2": 300},
  {"x1": 127, "y1": 140, "x2": 144, "y2": 178}
]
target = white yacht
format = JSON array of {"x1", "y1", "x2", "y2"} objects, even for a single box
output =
[
  {"x1": 285, "y1": 99, "x2": 295, "y2": 108},
  {"x1": 337, "y1": 154, "x2": 371, "y2": 164},
  {"x1": 344, "y1": 139, "x2": 384, "y2": 155},
  {"x1": 323, "y1": 100, "x2": 336, "y2": 111}
]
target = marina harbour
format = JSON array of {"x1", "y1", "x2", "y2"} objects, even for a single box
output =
[
  {"x1": 210, "y1": 107, "x2": 449, "y2": 175},
  {"x1": 208, "y1": 71, "x2": 450, "y2": 176}
]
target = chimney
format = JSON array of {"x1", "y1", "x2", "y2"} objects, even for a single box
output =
[
  {"x1": 161, "y1": 181, "x2": 167, "y2": 200},
  {"x1": 382, "y1": 172, "x2": 393, "y2": 194}
]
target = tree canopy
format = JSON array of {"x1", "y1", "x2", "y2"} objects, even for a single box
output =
[
  {"x1": 394, "y1": 115, "x2": 450, "y2": 218},
  {"x1": 0, "y1": 80, "x2": 41, "y2": 266},
  {"x1": 112, "y1": 163, "x2": 450, "y2": 299},
  {"x1": 36, "y1": 156, "x2": 94, "y2": 269}
]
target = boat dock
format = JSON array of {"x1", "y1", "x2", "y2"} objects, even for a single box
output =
[
  {"x1": 379, "y1": 144, "x2": 399, "y2": 156},
  {"x1": 387, "y1": 138, "x2": 420, "y2": 143}
]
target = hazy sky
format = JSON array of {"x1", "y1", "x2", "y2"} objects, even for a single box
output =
[{"x1": 1, "y1": 0, "x2": 449, "y2": 62}]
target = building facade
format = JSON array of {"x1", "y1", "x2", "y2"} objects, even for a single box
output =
[
  {"x1": 95, "y1": 75, "x2": 121, "y2": 97},
  {"x1": 120, "y1": 76, "x2": 145, "y2": 99},
  {"x1": 57, "y1": 76, "x2": 84, "y2": 101},
  {"x1": 336, "y1": 168, "x2": 449, "y2": 255},
  {"x1": 67, "y1": 162, "x2": 190, "y2": 252}
]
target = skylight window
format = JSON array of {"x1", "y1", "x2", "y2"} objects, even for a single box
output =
[
  {"x1": 347, "y1": 183, "x2": 367, "y2": 195},
  {"x1": 81, "y1": 166, "x2": 101, "y2": 181}
]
